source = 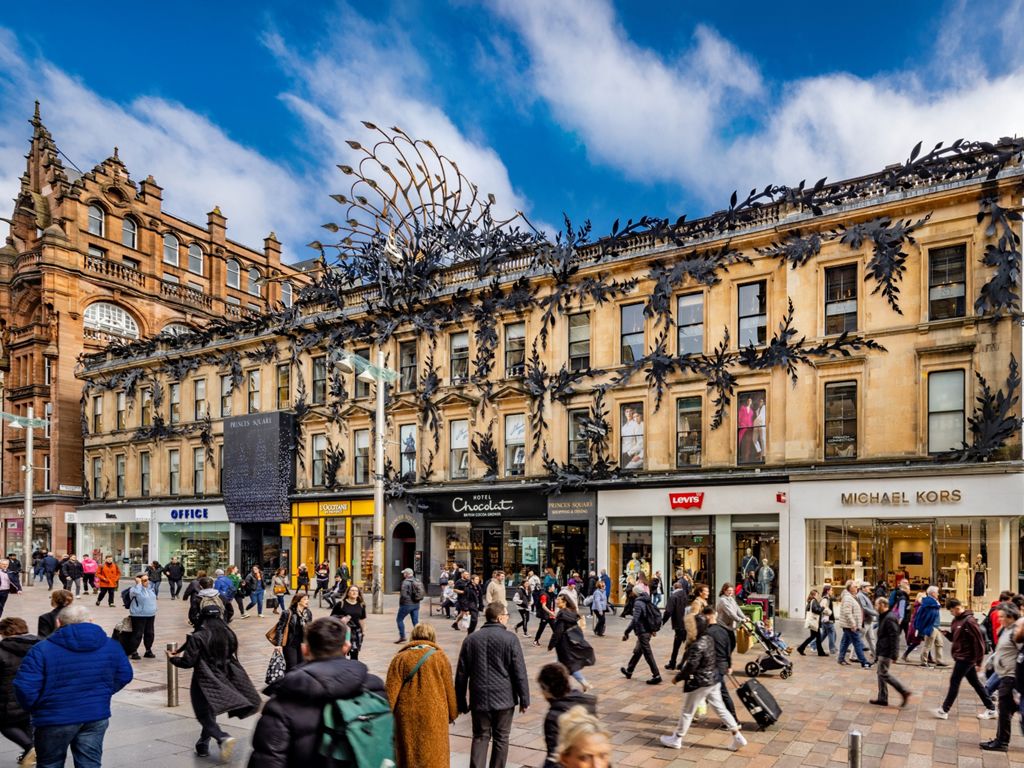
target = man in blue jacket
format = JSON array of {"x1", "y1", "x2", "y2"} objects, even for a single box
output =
[
  {"x1": 14, "y1": 604, "x2": 133, "y2": 767},
  {"x1": 914, "y1": 585, "x2": 946, "y2": 667},
  {"x1": 40, "y1": 551, "x2": 58, "y2": 590}
]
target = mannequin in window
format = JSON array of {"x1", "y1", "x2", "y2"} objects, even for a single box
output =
[
  {"x1": 740, "y1": 548, "x2": 758, "y2": 584},
  {"x1": 756, "y1": 558, "x2": 775, "y2": 596},
  {"x1": 954, "y1": 554, "x2": 971, "y2": 604},
  {"x1": 626, "y1": 552, "x2": 642, "y2": 581},
  {"x1": 973, "y1": 554, "x2": 988, "y2": 611}
]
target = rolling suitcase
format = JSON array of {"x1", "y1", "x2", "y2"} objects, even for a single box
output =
[{"x1": 732, "y1": 675, "x2": 781, "y2": 730}]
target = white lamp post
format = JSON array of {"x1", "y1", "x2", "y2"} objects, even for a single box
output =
[{"x1": 2, "y1": 407, "x2": 50, "y2": 586}]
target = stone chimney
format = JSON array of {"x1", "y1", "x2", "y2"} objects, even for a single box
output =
[
  {"x1": 140, "y1": 175, "x2": 162, "y2": 204},
  {"x1": 207, "y1": 206, "x2": 226, "y2": 244},
  {"x1": 263, "y1": 231, "x2": 281, "y2": 266}
]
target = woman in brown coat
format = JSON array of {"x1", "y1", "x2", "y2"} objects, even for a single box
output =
[{"x1": 385, "y1": 622, "x2": 457, "y2": 768}]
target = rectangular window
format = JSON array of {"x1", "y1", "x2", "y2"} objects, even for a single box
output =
[
  {"x1": 312, "y1": 434, "x2": 327, "y2": 487},
  {"x1": 220, "y1": 375, "x2": 232, "y2": 417},
  {"x1": 123, "y1": 256, "x2": 141, "y2": 271},
  {"x1": 450, "y1": 419, "x2": 469, "y2": 480},
  {"x1": 276, "y1": 364, "x2": 291, "y2": 409},
  {"x1": 312, "y1": 356, "x2": 327, "y2": 404},
  {"x1": 504, "y1": 414, "x2": 526, "y2": 476},
  {"x1": 91, "y1": 395, "x2": 102, "y2": 433},
  {"x1": 226, "y1": 296, "x2": 241, "y2": 306},
  {"x1": 43, "y1": 455, "x2": 51, "y2": 493},
  {"x1": 568, "y1": 409, "x2": 590, "y2": 468},
  {"x1": 675, "y1": 397, "x2": 702, "y2": 467},
  {"x1": 450, "y1": 332, "x2": 469, "y2": 383},
  {"x1": 568, "y1": 313, "x2": 591, "y2": 371},
  {"x1": 44, "y1": 358, "x2": 52, "y2": 385},
  {"x1": 115, "y1": 454, "x2": 126, "y2": 498},
  {"x1": 163, "y1": 273, "x2": 179, "y2": 285},
  {"x1": 620, "y1": 303, "x2": 644, "y2": 363},
  {"x1": 928, "y1": 370, "x2": 965, "y2": 453},
  {"x1": 400, "y1": 424, "x2": 417, "y2": 478},
  {"x1": 354, "y1": 430, "x2": 370, "y2": 485},
  {"x1": 399, "y1": 342, "x2": 417, "y2": 392},
  {"x1": 169, "y1": 382, "x2": 181, "y2": 424},
  {"x1": 91, "y1": 457, "x2": 102, "y2": 498},
  {"x1": 676, "y1": 293, "x2": 704, "y2": 355},
  {"x1": 354, "y1": 348, "x2": 370, "y2": 398},
  {"x1": 824, "y1": 382, "x2": 858, "y2": 459},
  {"x1": 738, "y1": 281, "x2": 768, "y2": 347},
  {"x1": 929, "y1": 244, "x2": 967, "y2": 320},
  {"x1": 140, "y1": 452, "x2": 150, "y2": 498},
  {"x1": 193, "y1": 378, "x2": 207, "y2": 420},
  {"x1": 193, "y1": 447, "x2": 205, "y2": 494},
  {"x1": 44, "y1": 402, "x2": 52, "y2": 438},
  {"x1": 505, "y1": 323, "x2": 526, "y2": 378},
  {"x1": 247, "y1": 370, "x2": 260, "y2": 413},
  {"x1": 116, "y1": 391, "x2": 126, "y2": 430},
  {"x1": 87, "y1": 245, "x2": 105, "y2": 261},
  {"x1": 168, "y1": 449, "x2": 180, "y2": 495},
  {"x1": 737, "y1": 390, "x2": 767, "y2": 465},
  {"x1": 188, "y1": 248, "x2": 203, "y2": 275},
  {"x1": 619, "y1": 402, "x2": 645, "y2": 469},
  {"x1": 825, "y1": 265, "x2": 858, "y2": 334},
  {"x1": 141, "y1": 388, "x2": 152, "y2": 427}
]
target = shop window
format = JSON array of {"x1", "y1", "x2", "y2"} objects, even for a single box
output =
[
  {"x1": 115, "y1": 454, "x2": 125, "y2": 498},
  {"x1": 140, "y1": 451, "x2": 150, "y2": 497},
  {"x1": 91, "y1": 395, "x2": 103, "y2": 433},
  {"x1": 141, "y1": 388, "x2": 152, "y2": 427},
  {"x1": 91, "y1": 457, "x2": 102, "y2": 499},
  {"x1": 737, "y1": 390, "x2": 767, "y2": 465},
  {"x1": 116, "y1": 391, "x2": 126, "y2": 430},
  {"x1": 312, "y1": 356, "x2": 327, "y2": 404},
  {"x1": 43, "y1": 455, "x2": 50, "y2": 493},
  {"x1": 677, "y1": 293, "x2": 704, "y2": 355},
  {"x1": 352, "y1": 516, "x2": 373, "y2": 589},
  {"x1": 355, "y1": 347, "x2": 370, "y2": 398},
  {"x1": 88, "y1": 204, "x2": 105, "y2": 237},
  {"x1": 450, "y1": 419, "x2": 469, "y2": 479},
  {"x1": 354, "y1": 429, "x2": 370, "y2": 484},
  {"x1": 312, "y1": 434, "x2": 327, "y2": 487},
  {"x1": 504, "y1": 521, "x2": 547, "y2": 582},
  {"x1": 450, "y1": 332, "x2": 469, "y2": 384},
  {"x1": 400, "y1": 424, "x2": 417, "y2": 478},
  {"x1": 568, "y1": 313, "x2": 590, "y2": 371},
  {"x1": 568, "y1": 409, "x2": 590, "y2": 468},
  {"x1": 276, "y1": 364, "x2": 291, "y2": 410},
  {"x1": 122, "y1": 216, "x2": 137, "y2": 249},
  {"x1": 280, "y1": 280, "x2": 293, "y2": 308},
  {"x1": 675, "y1": 396, "x2": 702, "y2": 467},
  {"x1": 504, "y1": 414, "x2": 526, "y2": 476},
  {"x1": 609, "y1": 522, "x2": 652, "y2": 603},
  {"x1": 220, "y1": 375, "x2": 232, "y2": 417},
  {"x1": 168, "y1": 449, "x2": 180, "y2": 495},
  {"x1": 620, "y1": 303, "x2": 644, "y2": 363},
  {"x1": 825, "y1": 265, "x2": 857, "y2": 334},
  {"x1": 618, "y1": 402, "x2": 645, "y2": 470},
  {"x1": 193, "y1": 447, "x2": 205, "y2": 494},
  {"x1": 399, "y1": 342, "x2": 417, "y2": 392},
  {"x1": 188, "y1": 244, "x2": 204, "y2": 275},
  {"x1": 929, "y1": 244, "x2": 967, "y2": 320},
  {"x1": 928, "y1": 369, "x2": 965, "y2": 453},
  {"x1": 226, "y1": 258, "x2": 240, "y2": 289},
  {"x1": 247, "y1": 369, "x2": 261, "y2": 413},
  {"x1": 738, "y1": 280, "x2": 767, "y2": 347},
  {"x1": 430, "y1": 522, "x2": 471, "y2": 584},
  {"x1": 824, "y1": 382, "x2": 857, "y2": 459},
  {"x1": 505, "y1": 322, "x2": 526, "y2": 378},
  {"x1": 163, "y1": 233, "x2": 179, "y2": 266},
  {"x1": 169, "y1": 382, "x2": 181, "y2": 424},
  {"x1": 193, "y1": 378, "x2": 207, "y2": 420}
]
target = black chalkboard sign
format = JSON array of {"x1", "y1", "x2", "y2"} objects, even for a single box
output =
[{"x1": 223, "y1": 412, "x2": 295, "y2": 523}]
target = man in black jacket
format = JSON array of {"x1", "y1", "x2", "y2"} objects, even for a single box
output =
[
  {"x1": 702, "y1": 606, "x2": 739, "y2": 722},
  {"x1": 163, "y1": 558, "x2": 185, "y2": 599},
  {"x1": 455, "y1": 602, "x2": 530, "y2": 768},
  {"x1": 249, "y1": 617, "x2": 385, "y2": 767},
  {"x1": 621, "y1": 585, "x2": 662, "y2": 684},
  {"x1": 871, "y1": 597, "x2": 911, "y2": 708},
  {"x1": 935, "y1": 598, "x2": 993, "y2": 719},
  {"x1": 662, "y1": 580, "x2": 688, "y2": 670}
]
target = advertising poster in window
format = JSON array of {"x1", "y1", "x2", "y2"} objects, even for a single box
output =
[
  {"x1": 619, "y1": 402, "x2": 645, "y2": 469},
  {"x1": 737, "y1": 390, "x2": 766, "y2": 464}
]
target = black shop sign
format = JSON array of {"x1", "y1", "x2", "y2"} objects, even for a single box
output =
[{"x1": 421, "y1": 491, "x2": 546, "y2": 520}]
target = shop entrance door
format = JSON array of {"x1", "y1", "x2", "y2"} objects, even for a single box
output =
[
  {"x1": 391, "y1": 522, "x2": 417, "y2": 589},
  {"x1": 671, "y1": 535, "x2": 713, "y2": 585},
  {"x1": 471, "y1": 527, "x2": 502, "y2": 578},
  {"x1": 298, "y1": 520, "x2": 320, "y2": 574},
  {"x1": 548, "y1": 523, "x2": 589, "y2": 580}
]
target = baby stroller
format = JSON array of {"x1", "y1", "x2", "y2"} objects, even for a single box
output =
[{"x1": 743, "y1": 620, "x2": 794, "y2": 680}]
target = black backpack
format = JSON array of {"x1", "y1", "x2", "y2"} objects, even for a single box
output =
[{"x1": 120, "y1": 587, "x2": 134, "y2": 610}]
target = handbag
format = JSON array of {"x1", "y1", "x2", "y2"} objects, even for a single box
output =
[
  {"x1": 458, "y1": 614, "x2": 470, "y2": 631},
  {"x1": 266, "y1": 615, "x2": 290, "y2": 647},
  {"x1": 265, "y1": 650, "x2": 287, "y2": 685},
  {"x1": 273, "y1": 584, "x2": 286, "y2": 595},
  {"x1": 577, "y1": 614, "x2": 587, "y2": 630},
  {"x1": 114, "y1": 615, "x2": 132, "y2": 634}
]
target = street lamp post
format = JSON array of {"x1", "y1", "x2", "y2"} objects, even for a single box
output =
[{"x1": 1, "y1": 407, "x2": 49, "y2": 586}]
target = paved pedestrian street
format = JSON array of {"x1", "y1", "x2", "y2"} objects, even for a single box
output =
[{"x1": 2, "y1": 585, "x2": 1023, "y2": 767}]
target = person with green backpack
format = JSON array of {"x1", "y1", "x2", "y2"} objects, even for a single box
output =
[{"x1": 248, "y1": 617, "x2": 389, "y2": 768}]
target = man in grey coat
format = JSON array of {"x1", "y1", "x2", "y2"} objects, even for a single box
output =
[
  {"x1": 455, "y1": 602, "x2": 530, "y2": 768},
  {"x1": 855, "y1": 581, "x2": 879, "y2": 660}
]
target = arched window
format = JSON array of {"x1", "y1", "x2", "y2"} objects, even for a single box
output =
[
  {"x1": 83, "y1": 302, "x2": 139, "y2": 339},
  {"x1": 88, "y1": 205, "x2": 105, "y2": 237},
  {"x1": 163, "y1": 233, "x2": 179, "y2": 266},
  {"x1": 163, "y1": 323, "x2": 192, "y2": 336},
  {"x1": 280, "y1": 280, "x2": 293, "y2": 308},
  {"x1": 248, "y1": 267, "x2": 261, "y2": 296},
  {"x1": 226, "y1": 258, "x2": 240, "y2": 289},
  {"x1": 121, "y1": 217, "x2": 137, "y2": 249},
  {"x1": 188, "y1": 244, "x2": 204, "y2": 275}
]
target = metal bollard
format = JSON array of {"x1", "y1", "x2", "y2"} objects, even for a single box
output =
[
  {"x1": 848, "y1": 730, "x2": 862, "y2": 768},
  {"x1": 166, "y1": 642, "x2": 179, "y2": 707}
]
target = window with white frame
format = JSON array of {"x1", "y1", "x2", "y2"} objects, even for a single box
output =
[
  {"x1": 169, "y1": 383, "x2": 181, "y2": 424},
  {"x1": 88, "y1": 205, "x2": 105, "y2": 237},
  {"x1": 677, "y1": 293, "x2": 704, "y2": 355},
  {"x1": 193, "y1": 447, "x2": 205, "y2": 494},
  {"x1": 505, "y1": 323, "x2": 526, "y2": 377},
  {"x1": 928, "y1": 370, "x2": 965, "y2": 453},
  {"x1": 226, "y1": 259, "x2": 240, "y2": 289},
  {"x1": 163, "y1": 233, "x2": 179, "y2": 266},
  {"x1": 312, "y1": 356, "x2": 327, "y2": 404},
  {"x1": 115, "y1": 454, "x2": 125, "y2": 498},
  {"x1": 43, "y1": 454, "x2": 51, "y2": 493},
  {"x1": 354, "y1": 430, "x2": 370, "y2": 484},
  {"x1": 83, "y1": 303, "x2": 139, "y2": 339},
  {"x1": 312, "y1": 434, "x2": 327, "y2": 487},
  {"x1": 247, "y1": 370, "x2": 261, "y2": 413},
  {"x1": 193, "y1": 379, "x2": 207, "y2": 420},
  {"x1": 568, "y1": 313, "x2": 590, "y2": 370},
  {"x1": 116, "y1": 391, "x2": 126, "y2": 430},
  {"x1": 281, "y1": 281, "x2": 293, "y2": 308},
  {"x1": 400, "y1": 424, "x2": 417, "y2": 478},
  {"x1": 188, "y1": 244, "x2": 204, "y2": 275},
  {"x1": 91, "y1": 457, "x2": 103, "y2": 498},
  {"x1": 450, "y1": 332, "x2": 469, "y2": 383},
  {"x1": 91, "y1": 395, "x2": 102, "y2": 433},
  {"x1": 248, "y1": 267, "x2": 261, "y2": 296},
  {"x1": 450, "y1": 419, "x2": 469, "y2": 479},
  {"x1": 220, "y1": 375, "x2": 232, "y2": 417},
  {"x1": 140, "y1": 451, "x2": 150, "y2": 497},
  {"x1": 122, "y1": 217, "x2": 137, "y2": 249},
  {"x1": 168, "y1": 449, "x2": 180, "y2": 495},
  {"x1": 141, "y1": 388, "x2": 152, "y2": 426},
  {"x1": 505, "y1": 414, "x2": 526, "y2": 476},
  {"x1": 44, "y1": 402, "x2": 52, "y2": 438}
]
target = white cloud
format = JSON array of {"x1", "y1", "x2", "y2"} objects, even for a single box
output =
[{"x1": 0, "y1": 28, "x2": 313, "y2": 259}]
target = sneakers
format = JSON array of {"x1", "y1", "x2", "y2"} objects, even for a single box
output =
[
  {"x1": 934, "y1": 708, "x2": 948, "y2": 720},
  {"x1": 980, "y1": 740, "x2": 1009, "y2": 752},
  {"x1": 730, "y1": 732, "x2": 748, "y2": 751},
  {"x1": 659, "y1": 734, "x2": 682, "y2": 750},
  {"x1": 195, "y1": 741, "x2": 210, "y2": 757},
  {"x1": 620, "y1": 667, "x2": 632, "y2": 679},
  {"x1": 977, "y1": 709, "x2": 997, "y2": 720},
  {"x1": 218, "y1": 737, "x2": 237, "y2": 760}
]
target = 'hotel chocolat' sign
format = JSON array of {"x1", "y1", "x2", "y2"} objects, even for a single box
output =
[{"x1": 421, "y1": 491, "x2": 546, "y2": 519}]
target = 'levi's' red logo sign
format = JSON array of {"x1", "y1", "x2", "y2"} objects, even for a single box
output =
[{"x1": 669, "y1": 492, "x2": 704, "y2": 509}]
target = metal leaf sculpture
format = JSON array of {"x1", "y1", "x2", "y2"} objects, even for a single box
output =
[
  {"x1": 941, "y1": 355, "x2": 1022, "y2": 461},
  {"x1": 471, "y1": 422, "x2": 499, "y2": 481},
  {"x1": 418, "y1": 343, "x2": 442, "y2": 451},
  {"x1": 975, "y1": 196, "x2": 1023, "y2": 318},
  {"x1": 523, "y1": 343, "x2": 549, "y2": 454},
  {"x1": 838, "y1": 215, "x2": 931, "y2": 313},
  {"x1": 697, "y1": 329, "x2": 738, "y2": 429},
  {"x1": 322, "y1": 438, "x2": 345, "y2": 490},
  {"x1": 756, "y1": 231, "x2": 827, "y2": 270}
]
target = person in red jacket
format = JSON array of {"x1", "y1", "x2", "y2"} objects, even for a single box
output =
[
  {"x1": 934, "y1": 599, "x2": 995, "y2": 720},
  {"x1": 95, "y1": 556, "x2": 121, "y2": 607}
]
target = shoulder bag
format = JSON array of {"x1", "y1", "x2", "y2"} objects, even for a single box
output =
[{"x1": 266, "y1": 614, "x2": 290, "y2": 648}]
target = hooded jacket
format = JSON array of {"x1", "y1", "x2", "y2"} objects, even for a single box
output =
[
  {"x1": 625, "y1": 592, "x2": 660, "y2": 637},
  {"x1": 0, "y1": 634, "x2": 40, "y2": 721},
  {"x1": 96, "y1": 561, "x2": 120, "y2": 589},
  {"x1": 248, "y1": 656, "x2": 384, "y2": 768},
  {"x1": 80, "y1": 557, "x2": 98, "y2": 575},
  {"x1": 14, "y1": 623, "x2": 133, "y2": 726},
  {"x1": 913, "y1": 595, "x2": 941, "y2": 636},
  {"x1": 128, "y1": 583, "x2": 157, "y2": 617},
  {"x1": 946, "y1": 610, "x2": 986, "y2": 665},
  {"x1": 875, "y1": 610, "x2": 902, "y2": 660}
]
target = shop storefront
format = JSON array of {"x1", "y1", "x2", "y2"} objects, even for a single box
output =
[
  {"x1": 73, "y1": 507, "x2": 151, "y2": 571},
  {"x1": 597, "y1": 483, "x2": 787, "y2": 604},
  {"x1": 420, "y1": 489, "x2": 547, "y2": 587},
  {"x1": 386, "y1": 501, "x2": 425, "y2": 592},
  {"x1": 153, "y1": 504, "x2": 232, "y2": 578},
  {"x1": 290, "y1": 499, "x2": 374, "y2": 591},
  {"x1": 789, "y1": 472, "x2": 1023, "y2": 618},
  {"x1": 547, "y1": 492, "x2": 597, "y2": 580}
]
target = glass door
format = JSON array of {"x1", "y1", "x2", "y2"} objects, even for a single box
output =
[
  {"x1": 548, "y1": 523, "x2": 588, "y2": 582},
  {"x1": 471, "y1": 527, "x2": 502, "y2": 579}
]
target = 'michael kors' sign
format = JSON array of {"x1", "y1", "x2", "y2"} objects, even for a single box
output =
[{"x1": 841, "y1": 489, "x2": 962, "y2": 506}]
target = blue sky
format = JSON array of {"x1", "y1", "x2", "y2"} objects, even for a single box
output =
[{"x1": 0, "y1": 1, "x2": 1021, "y2": 261}]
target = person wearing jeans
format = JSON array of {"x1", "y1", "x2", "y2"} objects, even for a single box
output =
[
  {"x1": 395, "y1": 568, "x2": 421, "y2": 643},
  {"x1": 935, "y1": 599, "x2": 995, "y2": 720},
  {"x1": 244, "y1": 565, "x2": 266, "y2": 618},
  {"x1": 836, "y1": 580, "x2": 871, "y2": 668},
  {"x1": 914, "y1": 586, "x2": 946, "y2": 668}
]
